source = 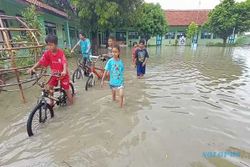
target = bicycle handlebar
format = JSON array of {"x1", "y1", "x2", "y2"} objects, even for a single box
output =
[
  {"x1": 31, "y1": 71, "x2": 62, "y2": 88},
  {"x1": 90, "y1": 55, "x2": 99, "y2": 59},
  {"x1": 90, "y1": 54, "x2": 107, "y2": 63}
]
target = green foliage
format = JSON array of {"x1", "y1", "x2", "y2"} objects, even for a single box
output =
[
  {"x1": 21, "y1": 5, "x2": 44, "y2": 40},
  {"x1": 71, "y1": 0, "x2": 142, "y2": 33},
  {"x1": 63, "y1": 48, "x2": 76, "y2": 58},
  {"x1": 206, "y1": 0, "x2": 250, "y2": 45},
  {"x1": 235, "y1": 35, "x2": 250, "y2": 45},
  {"x1": 206, "y1": 42, "x2": 235, "y2": 47},
  {"x1": 136, "y1": 3, "x2": 168, "y2": 42},
  {"x1": 15, "y1": 57, "x2": 35, "y2": 68},
  {"x1": 206, "y1": 0, "x2": 236, "y2": 44},
  {"x1": 187, "y1": 22, "x2": 198, "y2": 39},
  {"x1": 234, "y1": 0, "x2": 250, "y2": 34},
  {"x1": 8, "y1": 5, "x2": 45, "y2": 68}
]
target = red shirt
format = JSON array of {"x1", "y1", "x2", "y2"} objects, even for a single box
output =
[{"x1": 39, "y1": 48, "x2": 68, "y2": 74}]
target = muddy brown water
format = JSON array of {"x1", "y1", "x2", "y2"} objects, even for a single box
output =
[{"x1": 0, "y1": 46, "x2": 250, "y2": 167}]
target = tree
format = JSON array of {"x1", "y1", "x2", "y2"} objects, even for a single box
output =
[
  {"x1": 70, "y1": 0, "x2": 143, "y2": 46},
  {"x1": 21, "y1": 5, "x2": 44, "y2": 40},
  {"x1": 234, "y1": 0, "x2": 250, "y2": 35},
  {"x1": 187, "y1": 22, "x2": 198, "y2": 40},
  {"x1": 136, "y1": 3, "x2": 168, "y2": 44},
  {"x1": 206, "y1": 0, "x2": 250, "y2": 45}
]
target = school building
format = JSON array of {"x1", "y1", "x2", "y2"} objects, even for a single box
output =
[
  {"x1": 154, "y1": 9, "x2": 223, "y2": 46},
  {"x1": 0, "y1": 0, "x2": 80, "y2": 48},
  {"x1": 99, "y1": 9, "x2": 223, "y2": 46}
]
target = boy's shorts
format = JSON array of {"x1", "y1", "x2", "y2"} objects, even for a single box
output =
[
  {"x1": 137, "y1": 63, "x2": 146, "y2": 76},
  {"x1": 48, "y1": 75, "x2": 70, "y2": 90},
  {"x1": 110, "y1": 84, "x2": 124, "y2": 90}
]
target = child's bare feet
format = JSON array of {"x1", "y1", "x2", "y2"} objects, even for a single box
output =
[{"x1": 120, "y1": 97, "x2": 125, "y2": 108}]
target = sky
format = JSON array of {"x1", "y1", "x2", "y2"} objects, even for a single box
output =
[{"x1": 145, "y1": 0, "x2": 245, "y2": 9}]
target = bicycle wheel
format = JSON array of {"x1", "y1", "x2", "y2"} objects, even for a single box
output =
[
  {"x1": 72, "y1": 68, "x2": 83, "y2": 83},
  {"x1": 85, "y1": 74, "x2": 95, "y2": 91},
  {"x1": 27, "y1": 102, "x2": 54, "y2": 137},
  {"x1": 83, "y1": 65, "x2": 90, "y2": 77}
]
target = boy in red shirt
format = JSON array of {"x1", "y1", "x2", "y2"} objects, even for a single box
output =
[{"x1": 27, "y1": 35, "x2": 73, "y2": 105}]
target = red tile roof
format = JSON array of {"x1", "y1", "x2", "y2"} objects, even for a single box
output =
[
  {"x1": 165, "y1": 10, "x2": 210, "y2": 26},
  {"x1": 24, "y1": 0, "x2": 68, "y2": 18}
]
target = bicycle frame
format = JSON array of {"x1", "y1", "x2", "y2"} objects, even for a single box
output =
[
  {"x1": 33, "y1": 72, "x2": 66, "y2": 105},
  {"x1": 89, "y1": 55, "x2": 109, "y2": 80},
  {"x1": 91, "y1": 65, "x2": 105, "y2": 79}
]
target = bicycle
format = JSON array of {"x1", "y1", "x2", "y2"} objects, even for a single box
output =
[
  {"x1": 72, "y1": 55, "x2": 91, "y2": 83},
  {"x1": 85, "y1": 55, "x2": 109, "y2": 91},
  {"x1": 26, "y1": 71, "x2": 75, "y2": 137}
]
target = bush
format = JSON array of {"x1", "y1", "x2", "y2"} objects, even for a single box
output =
[
  {"x1": 15, "y1": 57, "x2": 34, "y2": 67},
  {"x1": 205, "y1": 42, "x2": 235, "y2": 47},
  {"x1": 63, "y1": 48, "x2": 76, "y2": 58},
  {"x1": 235, "y1": 35, "x2": 250, "y2": 45}
]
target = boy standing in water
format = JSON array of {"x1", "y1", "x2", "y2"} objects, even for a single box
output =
[
  {"x1": 28, "y1": 35, "x2": 73, "y2": 105},
  {"x1": 101, "y1": 45, "x2": 125, "y2": 108},
  {"x1": 135, "y1": 39, "x2": 149, "y2": 79},
  {"x1": 71, "y1": 32, "x2": 91, "y2": 65}
]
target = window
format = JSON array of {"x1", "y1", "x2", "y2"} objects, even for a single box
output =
[
  {"x1": 116, "y1": 31, "x2": 126, "y2": 41},
  {"x1": 165, "y1": 32, "x2": 175, "y2": 39},
  {"x1": 177, "y1": 32, "x2": 186, "y2": 39},
  {"x1": 201, "y1": 31, "x2": 212, "y2": 39},
  {"x1": 69, "y1": 28, "x2": 76, "y2": 39},
  {"x1": 45, "y1": 22, "x2": 56, "y2": 35},
  {"x1": 128, "y1": 32, "x2": 139, "y2": 39},
  {"x1": 101, "y1": 32, "x2": 108, "y2": 45}
]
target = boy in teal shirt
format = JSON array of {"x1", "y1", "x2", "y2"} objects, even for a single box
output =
[{"x1": 71, "y1": 32, "x2": 91, "y2": 65}]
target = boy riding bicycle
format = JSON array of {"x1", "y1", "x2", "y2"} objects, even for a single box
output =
[
  {"x1": 71, "y1": 32, "x2": 91, "y2": 66},
  {"x1": 27, "y1": 35, "x2": 73, "y2": 105}
]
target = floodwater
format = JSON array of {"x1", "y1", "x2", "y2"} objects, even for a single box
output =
[{"x1": 0, "y1": 46, "x2": 250, "y2": 167}]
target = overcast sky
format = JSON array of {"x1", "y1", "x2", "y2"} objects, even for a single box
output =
[{"x1": 145, "y1": 0, "x2": 245, "y2": 9}]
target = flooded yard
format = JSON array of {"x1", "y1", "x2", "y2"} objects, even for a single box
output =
[{"x1": 0, "y1": 46, "x2": 250, "y2": 167}]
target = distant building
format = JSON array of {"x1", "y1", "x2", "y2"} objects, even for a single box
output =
[
  {"x1": 162, "y1": 10, "x2": 221, "y2": 45},
  {"x1": 165, "y1": 10, "x2": 210, "y2": 39},
  {"x1": 0, "y1": 0, "x2": 80, "y2": 48},
  {"x1": 147, "y1": 9, "x2": 223, "y2": 46}
]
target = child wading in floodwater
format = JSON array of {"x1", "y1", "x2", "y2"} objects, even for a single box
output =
[
  {"x1": 103, "y1": 36, "x2": 115, "y2": 60},
  {"x1": 101, "y1": 45, "x2": 125, "y2": 108},
  {"x1": 132, "y1": 42, "x2": 139, "y2": 67},
  {"x1": 135, "y1": 39, "x2": 149, "y2": 79}
]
